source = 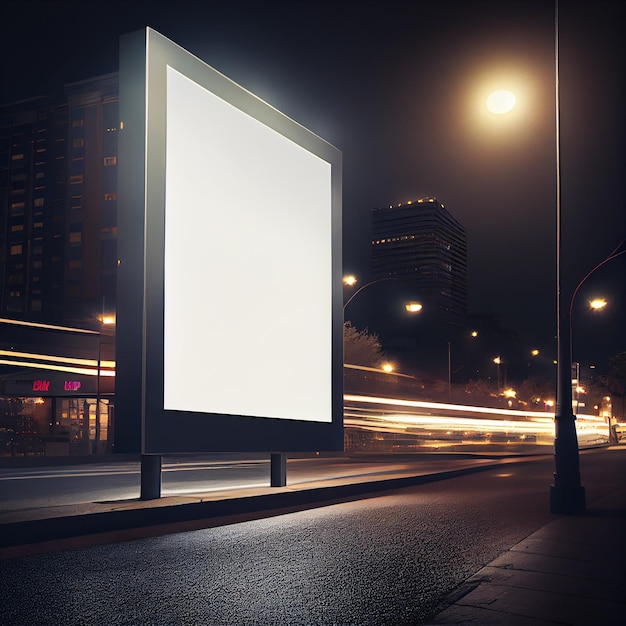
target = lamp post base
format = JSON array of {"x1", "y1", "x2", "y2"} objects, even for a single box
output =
[{"x1": 550, "y1": 484, "x2": 585, "y2": 514}]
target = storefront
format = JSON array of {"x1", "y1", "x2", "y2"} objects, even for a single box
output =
[{"x1": 0, "y1": 368, "x2": 114, "y2": 457}]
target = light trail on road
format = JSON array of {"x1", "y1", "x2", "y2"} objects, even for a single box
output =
[{"x1": 344, "y1": 394, "x2": 610, "y2": 449}]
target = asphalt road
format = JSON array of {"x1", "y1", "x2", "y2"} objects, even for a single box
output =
[{"x1": 2, "y1": 449, "x2": 622, "y2": 625}]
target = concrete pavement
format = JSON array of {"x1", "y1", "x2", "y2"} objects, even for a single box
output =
[
  {"x1": 2, "y1": 447, "x2": 625, "y2": 625},
  {"x1": 426, "y1": 481, "x2": 626, "y2": 625}
]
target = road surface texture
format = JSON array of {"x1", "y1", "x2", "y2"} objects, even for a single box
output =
[{"x1": 1, "y1": 448, "x2": 624, "y2": 625}]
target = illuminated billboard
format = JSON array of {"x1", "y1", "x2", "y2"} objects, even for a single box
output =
[{"x1": 117, "y1": 28, "x2": 343, "y2": 454}]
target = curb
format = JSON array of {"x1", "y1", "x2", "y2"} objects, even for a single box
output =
[{"x1": 1, "y1": 460, "x2": 520, "y2": 549}]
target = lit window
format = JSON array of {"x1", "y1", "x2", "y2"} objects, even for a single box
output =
[
  {"x1": 11, "y1": 224, "x2": 24, "y2": 232},
  {"x1": 103, "y1": 156, "x2": 117, "y2": 166},
  {"x1": 104, "y1": 192, "x2": 117, "y2": 201},
  {"x1": 70, "y1": 174, "x2": 83, "y2": 184},
  {"x1": 34, "y1": 198, "x2": 44, "y2": 207},
  {"x1": 11, "y1": 153, "x2": 24, "y2": 161},
  {"x1": 73, "y1": 138, "x2": 85, "y2": 148},
  {"x1": 10, "y1": 244, "x2": 23, "y2": 255},
  {"x1": 69, "y1": 232, "x2": 82, "y2": 244}
]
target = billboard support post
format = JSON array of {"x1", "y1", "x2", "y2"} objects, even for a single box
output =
[
  {"x1": 140, "y1": 455, "x2": 162, "y2": 500},
  {"x1": 270, "y1": 452, "x2": 287, "y2": 487}
]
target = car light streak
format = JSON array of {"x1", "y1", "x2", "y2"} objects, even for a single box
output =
[
  {"x1": 0, "y1": 317, "x2": 99, "y2": 334},
  {"x1": 0, "y1": 358, "x2": 115, "y2": 377},
  {"x1": 344, "y1": 394, "x2": 610, "y2": 448},
  {"x1": 0, "y1": 349, "x2": 115, "y2": 370}
]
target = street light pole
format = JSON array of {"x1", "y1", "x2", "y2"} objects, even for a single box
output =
[
  {"x1": 343, "y1": 277, "x2": 420, "y2": 312},
  {"x1": 95, "y1": 319, "x2": 102, "y2": 454},
  {"x1": 550, "y1": 1, "x2": 585, "y2": 514},
  {"x1": 448, "y1": 341, "x2": 451, "y2": 396}
]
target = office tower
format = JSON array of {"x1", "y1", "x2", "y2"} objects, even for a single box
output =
[{"x1": 371, "y1": 197, "x2": 467, "y2": 327}]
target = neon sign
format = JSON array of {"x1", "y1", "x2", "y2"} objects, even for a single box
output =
[
  {"x1": 64, "y1": 381, "x2": 81, "y2": 391},
  {"x1": 32, "y1": 380, "x2": 51, "y2": 392}
]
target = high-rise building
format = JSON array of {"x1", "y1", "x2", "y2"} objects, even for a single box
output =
[
  {"x1": 64, "y1": 73, "x2": 119, "y2": 322},
  {"x1": 371, "y1": 197, "x2": 467, "y2": 327},
  {"x1": 0, "y1": 97, "x2": 68, "y2": 320},
  {"x1": 0, "y1": 73, "x2": 118, "y2": 325}
]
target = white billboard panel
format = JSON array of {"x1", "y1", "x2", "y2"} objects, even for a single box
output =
[{"x1": 164, "y1": 67, "x2": 332, "y2": 421}]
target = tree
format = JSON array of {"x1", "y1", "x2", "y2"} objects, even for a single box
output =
[
  {"x1": 597, "y1": 351, "x2": 626, "y2": 420},
  {"x1": 343, "y1": 322, "x2": 385, "y2": 367},
  {"x1": 517, "y1": 376, "x2": 556, "y2": 407}
]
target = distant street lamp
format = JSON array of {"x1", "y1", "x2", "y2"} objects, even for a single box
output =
[
  {"x1": 493, "y1": 356, "x2": 502, "y2": 391},
  {"x1": 405, "y1": 301, "x2": 423, "y2": 313},
  {"x1": 589, "y1": 298, "x2": 607, "y2": 311}
]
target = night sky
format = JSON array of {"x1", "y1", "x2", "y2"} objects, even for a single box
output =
[{"x1": 2, "y1": 0, "x2": 624, "y2": 372}]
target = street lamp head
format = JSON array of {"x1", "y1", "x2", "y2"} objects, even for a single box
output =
[
  {"x1": 405, "y1": 301, "x2": 423, "y2": 313},
  {"x1": 589, "y1": 298, "x2": 607, "y2": 310},
  {"x1": 343, "y1": 275, "x2": 357, "y2": 287},
  {"x1": 486, "y1": 89, "x2": 516, "y2": 115}
]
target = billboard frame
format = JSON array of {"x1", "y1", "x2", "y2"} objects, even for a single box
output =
[{"x1": 117, "y1": 28, "x2": 343, "y2": 455}]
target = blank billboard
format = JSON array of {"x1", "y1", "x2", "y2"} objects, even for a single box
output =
[{"x1": 117, "y1": 28, "x2": 343, "y2": 454}]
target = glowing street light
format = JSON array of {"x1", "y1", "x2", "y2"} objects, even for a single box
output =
[
  {"x1": 589, "y1": 298, "x2": 607, "y2": 310},
  {"x1": 486, "y1": 89, "x2": 516, "y2": 115},
  {"x1": 405, "y1": 301, "x2": 423, "y2": 313}
]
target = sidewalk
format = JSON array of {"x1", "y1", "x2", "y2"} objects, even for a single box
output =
[{"x1": 427, "y1": 480, "x2": 626, "y2": 625}]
